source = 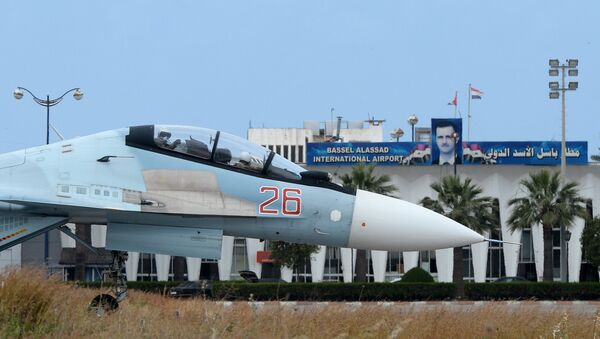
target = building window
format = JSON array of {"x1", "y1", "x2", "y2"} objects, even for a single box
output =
[
  {"x1": 231, "y1": 238, "x2": 249, "y2": 280},
  {"x1": 520, "y1": 229, "x2": 534, "y2": 262},
  {"x1": 485, "y1": 222, "x2": 506, "y2": 281},
  {"x1": 283, "y1": 145, "x2": 289, "y2": 159},
  {"x1": 487, "y1": 245, "x2": 505, "y2": 279},
  {"x1": 387, "y1": 251, "x2": 401, "y2": 278},
  {"x1": 275, "y1": 145, "x2": 281, "y2": 155},
  {"x1": 138, "y1": 253, "x2": 156, "y2": 281},
  {"x1": 298, "y1": 145, "x2": 304, "y2": 163},
  {"x1": 293, "y1": 256, "x2": 313, "y2": 282},
  {"x1": 420, "y1": 250, "x2": 437, "y2": 273},
  {"x1": 291, "y1": 145, "x2": 296, "y2": 163},
  {"x1": 323, "y1": 247, "x2": 342, "y2": 281}
]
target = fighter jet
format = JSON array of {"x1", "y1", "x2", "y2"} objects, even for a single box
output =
[{"x1": 0, "y1": 125, "x2": 483, "y2": 309}]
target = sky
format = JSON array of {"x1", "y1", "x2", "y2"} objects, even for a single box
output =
[{"x1": 1, "y1": 1, "x2": 598, "y2": 158}]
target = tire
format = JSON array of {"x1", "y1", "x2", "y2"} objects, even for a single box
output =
[{"x1": 89, "y1": 294, "x2": 119, "y2": 316}]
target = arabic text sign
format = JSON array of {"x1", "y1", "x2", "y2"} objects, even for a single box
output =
[
  {"x1": 462, "y1": 141, "x2": 587, "y2": 165},
  {"x1": 306, "y1": 142, "x2": 432, "y2": 166}
]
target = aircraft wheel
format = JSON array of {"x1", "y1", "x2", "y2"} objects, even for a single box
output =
[{"x1": 89, "y1": 294, "x2": 119, "y2": 316}]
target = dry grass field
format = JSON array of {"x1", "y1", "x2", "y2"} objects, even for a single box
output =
[{"x1": 1, "y1": 268, "x2": 600, "y2": 338}]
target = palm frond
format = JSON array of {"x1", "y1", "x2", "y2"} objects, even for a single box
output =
[
  {"x1": 419, "y1": 175, "x2": 495, "y2": 231},
  {"x1": 507, "y1": 169, "x2": 586, "y2": 231}
]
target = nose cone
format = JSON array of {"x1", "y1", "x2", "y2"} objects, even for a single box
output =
[{"x1": 348, "y1": 190, "x2": 484, "y2": 251}]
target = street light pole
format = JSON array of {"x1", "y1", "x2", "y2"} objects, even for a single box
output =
[
  {"x1": 407, "y1": 115, "x2": 418, "y2": 142},
  {"x1": 565, "y1": 230, "x2": 571, "y2": 282},
  {"x1": 13, "y1": 86, "x2": 83, "y2": 265},
  {"x1": 46, "y1": 95, "x2": 50, "y2": 145}
]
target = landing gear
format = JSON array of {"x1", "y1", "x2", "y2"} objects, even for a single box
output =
[
  {"x1": 89, "y1": 294, "x2": 119, "y2": 316},
  {"x1": 107, "y1": 250, "x2": 129, "y2": 302},
  {"x1": 89, "y1": 251, "x2": 128, "y2": 315},
  {"x1": 57, "y1": 225, "x2": 130, "y2": 315}
]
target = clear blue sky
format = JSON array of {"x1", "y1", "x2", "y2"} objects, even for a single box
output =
[{"x1": 1, "y1": 1, "x2": 598, "y2": 157}]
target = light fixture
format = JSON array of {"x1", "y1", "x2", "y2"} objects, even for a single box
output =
[
  {"x1": 568, "y1": 82, "x2": 578, "y2": 90},
  {"x1": 568, "y1": 59, "x2": 578, "y2": 67},
  {"x1": 549, "y1": 92, "x2": 560, "y2": 99},
  {"x1": 549, "y1": 69, "x2": 559, "y2": 76},
  {"x1": 407, "y1": 115, "x2": 418, "y2": 126},
  {"x1": 390, "y1": 128, "x2": 404, "y2": 141},
  {"x1": 568, "y1": 69, "x2": 578, "y2": 76},
  {"x1": 549, "y1": 59, "x2": 560, "y2": 67},
  {"x1": 549, "y1": 82, "x2": 559, "y2": 90},
  {"x1": 565, "y1": 230, "x2": 572, "y2": 242},
  {"x1": 13, "y1": 88, "x2": 23, "y2": 100},
  {"x1": 73, "y1": 88, "x2": 84, "y2": 100}
]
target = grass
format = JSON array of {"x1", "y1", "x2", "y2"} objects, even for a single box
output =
[{"x1": 1, "y1": 268, "x2": 600, "y2": 338}]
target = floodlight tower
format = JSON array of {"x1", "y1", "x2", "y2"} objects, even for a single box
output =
[
  {"x1": 549, "y1": 59, "x2": 578, "y2": 283},
  {"x1": 548, "y1": 59, "x2": 578, "y2": 177}
]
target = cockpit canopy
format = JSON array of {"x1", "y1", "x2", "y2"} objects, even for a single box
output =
[{"x1": 151, "y1": 125, "x2": 306, "y2": 180}]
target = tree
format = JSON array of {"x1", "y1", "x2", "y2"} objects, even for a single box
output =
[
  {"x1": 581, "y1": 217, "x2": 600, "y2": 269},
  {"x1": 507, "y1": 170, "x2": 587, "y2": 281},
  {"x1": 592, "y1": 148, "x2": 600, "y2": 162},
  {"x1": 420, "y1": 175, "x2": 497, "y2": 296},
  {"x1": 340, "y1": 163, "x2": 396, "y2": 282},
  {"x1": 269, "y1": 241, "x2": 319, "y2": 282}
]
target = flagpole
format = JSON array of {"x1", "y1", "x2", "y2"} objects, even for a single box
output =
[
  {"x1": 467, "y1": 83, "x2": 471, "y2": 142},
  {"x1": 454, "y1": 91, "x2": 458, "y2": 118}
]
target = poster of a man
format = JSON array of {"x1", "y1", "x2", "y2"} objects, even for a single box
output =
[{"x1": 431, "y1": 118, "x2": 462, "y2": 165}]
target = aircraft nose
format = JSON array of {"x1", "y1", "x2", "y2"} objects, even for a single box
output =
[{"x1": 348, "y1": 189, "x2": 484, "y2": 251}]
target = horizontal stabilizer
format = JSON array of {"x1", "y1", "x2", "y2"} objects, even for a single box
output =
[
  {"x1": 106, "y1": 223, "x2": 223, "y2": 259},
  {"x1": 0, "y1": 214, "x2": 69, "y2": 252}
]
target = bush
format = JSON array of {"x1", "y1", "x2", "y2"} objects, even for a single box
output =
[
  {"x1": 75, "y1": 279, "x2": 600, "y2": 301},
  {"x1": 465, "y1": 282, "x2": 600, "y2": 300},
  {"x1": 400, "y1": 267, "x2": 434, "y2": 283},
  {"x1": 76, "y1": 280, "x2": 182, "y2": 294},
  {"x1": 212, "y1": 281, "x2": 455, "y2": 301}
]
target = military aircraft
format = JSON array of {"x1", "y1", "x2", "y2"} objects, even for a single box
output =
[{"x1": 0, "y1": 125, "x2": 484, "y2": 310}]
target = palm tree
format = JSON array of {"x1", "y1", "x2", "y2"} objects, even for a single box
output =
[
  {"x1": 420, "y1": 175, "x2": 497, "y2": 295},
  {"x1": 340, "y1": 163, "x2": 396, "y2": 282},
  {"x1": 507, "y1": 170, "x2": 587, "y2": 281}
]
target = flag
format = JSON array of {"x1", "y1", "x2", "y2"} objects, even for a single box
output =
[
  {"x1": 470, "y1": 86, "x2": 484, "y2": 99},
  {"x1": 447, "y1": 93, "x2": 458, "y2": 106}
]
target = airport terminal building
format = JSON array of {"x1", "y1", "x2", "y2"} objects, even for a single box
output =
[{"x1": 1, "y1": 118, "x2": 598, "y2": 283}]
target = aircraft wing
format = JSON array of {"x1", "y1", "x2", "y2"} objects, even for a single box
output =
[{"x1": 0, "y1": 213, "x2": 68, "y2": 252}]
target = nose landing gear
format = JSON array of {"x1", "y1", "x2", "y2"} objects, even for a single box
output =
[
  {"x1": 58, "y1": 225, "x2": 130, "y2": 315},
  {"x1": 89, "y1": 251, "x2": 128, "y2": 315}
]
